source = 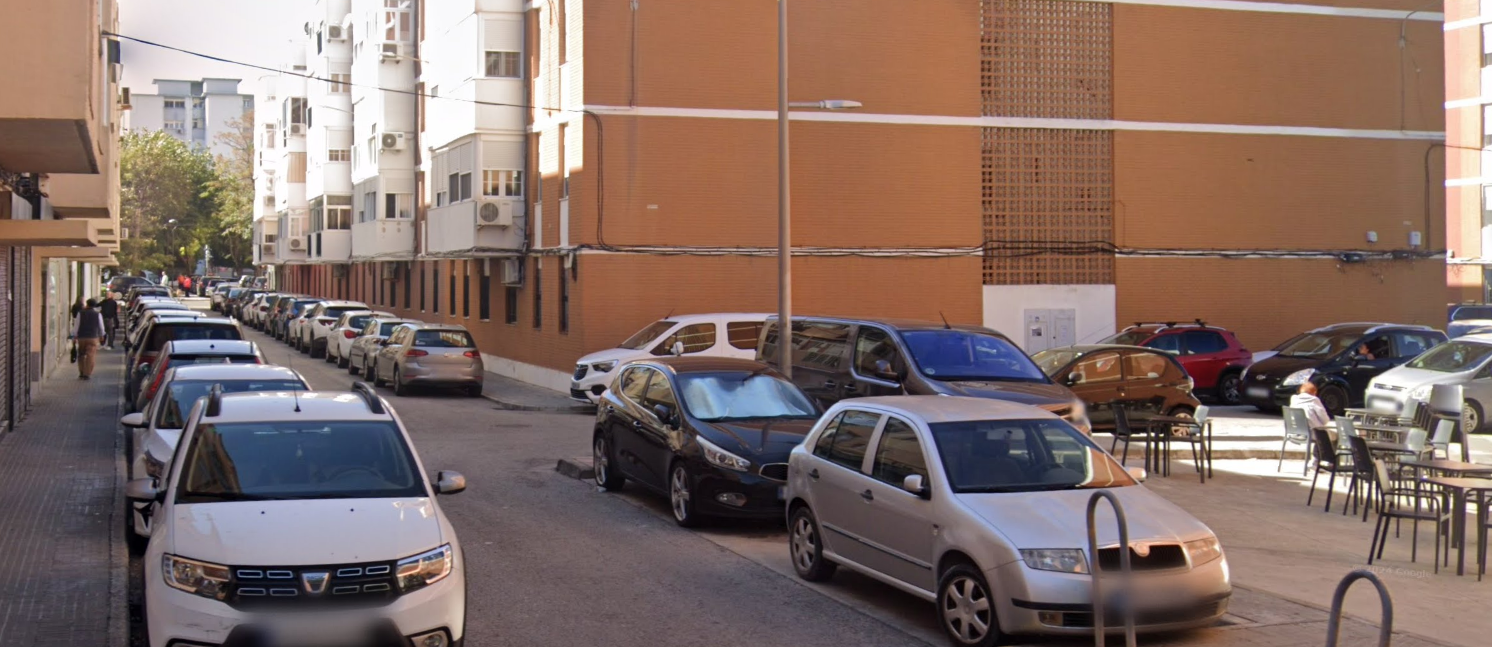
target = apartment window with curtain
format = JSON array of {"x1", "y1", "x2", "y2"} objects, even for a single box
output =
[
  {"x1": 485, "y1": 51, "x2": 521, "y2": 78},
  {"x1": 329, "y1": 148, "x2": 351, "y2": 162},
  {"x1": 479, "y1": 264, "x2": 491, "y2": 320},
  {"x1": 532, "y1": 259, "x2": 543, "y2": 329},
  {"x1": 462, "y1": 261, "x2": 471, "y2": 318},
  {"x1": 327, "y1": 196, "x2": 352, "y2": 229},
  {"x1": 329, "y1": 73, "x2": 351, "y2": 94}
]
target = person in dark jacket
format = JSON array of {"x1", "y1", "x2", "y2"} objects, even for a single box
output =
[
  {"x1": 100, "y1": 297, "x2": 120, "y2": 349},
  {"x1": 72, "y1": 299, "x2": 105, "y2": 379}
]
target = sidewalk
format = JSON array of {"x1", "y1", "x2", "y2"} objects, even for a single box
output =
[
  {"x1": 481, "y1": 371, "x2": 591, "y2": 413},
  {"x1": 0, "y1": 348, "x2": 124, "y2": 646}
]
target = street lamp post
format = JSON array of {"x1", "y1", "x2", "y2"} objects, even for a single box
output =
[{"x1": 777, "y1": 0, "x2": 861, "y2": 379}]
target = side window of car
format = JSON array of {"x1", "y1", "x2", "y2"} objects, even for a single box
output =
[
  {"x1": 823, "y1": 409, "x2": 880, "y2": 472},
  {"x1": 1361, "y1": 335, "x2": 1394, "y2": 359},
  {"x1": 642, "y1": 369, "x2": 677, "y2": 409},
  {"x1": 794, "y1": 322, "x2": 851, "y2": 371},
  {"x1": 1123, "y1": 351, "x2": 1170, "y2": 381},
  {"x1": 1182, "y1": 331, "x2": 1227, "y2": 355},
  {"x1": 618, "y1": 367, "x2": 649, "y2": 402},
  {"x1": 651, "y1": 324, "x2": 717, "y2": 356},
  {"x1": 812, "y1": 412, "x2": 847, "y2": 458},
  {"x1": 1392, "y1": 333, "x2": 1436, "y2": 359},
  {"x1": 854, "y1": 326, "x2": 903, "y2": 379},
  {"x1": 726, "y1": 322, "x2": 764, "y2": 350},
  {"x1": 1146, "y1": 334, "x2": 1183, "y2": 354},
  {"x1": 871, "y1": 417, "x2": 928, "y2": 486},
  {"x1": 1069, "y1": 352, "x2": 1122, "y2": 384}
]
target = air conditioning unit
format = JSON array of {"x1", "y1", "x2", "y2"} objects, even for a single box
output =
[
  {"x1": 288, "y1": 238, "x2": 305, "y2": 250},
  {"x1": 380, "y1": 43, "x2": 403, "y2": 60},
  {"x1": 289, "y1": 123, "x2": 305, "y2": 136},
  {"x1": 477, "y1": 200, "x2": 514, "y2": 228},
  {"x1": 380, "y1": 132, "x2": 406, "y2": 150},
  {"x1": 499, "y1": 258, "x2": 522, "y2": 286},
  {"x1": 326, "y1": 25, "x2": 346, "y2": 41}
]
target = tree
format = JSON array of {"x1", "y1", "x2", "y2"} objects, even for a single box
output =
[
  {"x1": 117, "y1": 131, "x2": 217, "y2": 274},
  {"x1": 204, "y1": 112, "x2": 255, "y2": 271}
]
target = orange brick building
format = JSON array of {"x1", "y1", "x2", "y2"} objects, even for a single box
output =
[{"x1": 277, "y1": 0, "x2": 1447, "y2": 392}]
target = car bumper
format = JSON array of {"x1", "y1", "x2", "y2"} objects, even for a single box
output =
[
  {"x1": 146, "y1": 563, "x2": 465, "y2": 647},
  {"x1": 689, "y1": 467, "x2": 786, "y2": 519},
  {"x1": 1241, "y1": 380, "x2": 1292, "y2": 408},
  {"x1": 989, "y1": 555, "x2": 1231, "y2": 636},
  {"x1": 403, "y1": 363, "x2": 485, "y2": 386},
  {"x1": 569, "y1": 375, "x2": 610, "y2": 403}
]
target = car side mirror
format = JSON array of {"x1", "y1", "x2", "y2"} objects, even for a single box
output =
[
  {"x1": 652, "y1": 403, "x2": 677, "y2": 426},
  {"x1": 873, "y1": 359, "x2": 902, "y2": 383},
  {"x1": 1065, "y1": 373, "x2": 1082, "y2": 386},
  {"x1": 435, "y1": 470, "x2": 467, "y2": 495},
  {"x1": 120, "y1": 412, "x2": 147, "y2": 428},
  {"x1": 670, "y1": 341, "x2": 685, "y2": 356},
  {"x1": 902, "y1": 474, "x2": 930, "y2": 499},
  {"x1": 125, "y1": 478, "x2": 164, "y2": 503},
  {"x1": 1126, "y1": 466, "x2": 1147, "y2": 483}
]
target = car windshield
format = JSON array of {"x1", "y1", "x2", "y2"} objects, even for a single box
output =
[
  {"x1": 902, "y1": 330, "x2": 1049, "y2": 383},
  {"x1": 176, "y1": 420, "x2": 426, "y2": 502},
  {"x1": 414, "y1": 330, "x2": 475, "y2": 347},
  {"x1": 678, "y1": 372, "x2": 818, "y2": 421},
  {"x1": 1030, "y1": 349, "x2": 1082, "y2": 376},
  {"x1": 619, "y1": 320, "x2": 677, "y2": 350},
  {"x1": 1276, "y1": 332, "x2": 1359, "y2": 359},
  {"x1": 930, "y1": 419, "x2": 1136, "y2": 493},
  {"x1": 1452, "y1": 306, "x2": 1492, "y2": 321},
  {"x1": 155, "y1": 379, "x2": 307, "y2": 429},
  {"x1": 1405, "y1": 340, "x2": 1492, "y2": 372},
  {"x1": 1101, "y1": 331, "x2": 1152, "y2": 346}
]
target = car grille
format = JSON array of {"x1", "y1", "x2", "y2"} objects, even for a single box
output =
[
  {"x1": 1096, "y1": 544, "x2": 1187, "y2": 572},
  {"x1": 759, "y1": 463, "x2": 789, "y2": 481},
  {"x1": 225, "y1": 560, "x2": 398, "y2": 610},
  {"x1": 570, "y1": 388, "x2": 589, "y2": 400},
  {"x1": 573, "y1": 364, "x2": 588, "y2": 380},
  {"x1": 1373, "y1": 383, "x2": 1405, "y2": 392},
  {"x1": 1058, "y1": 600, "x2": 1224, "y2": 628}
]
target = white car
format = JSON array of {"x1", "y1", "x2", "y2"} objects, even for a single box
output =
[
  {"x1": 129, "y1": 383, "x2": 467, "y2": 647},
  {"x1": 120, "y1": 364, "x2": 310, "y2": 546},
  {"x1": 327, "y1": 309, "x2": 394, "y2": 368},
  {"x1": 570, "y1": 313, "x2": 770, "y2": 403},
  {"x1": 1367, "y1": 333, "x2": 1492, "y2": 432},
  {"x1": 297, "y1": 300, "x2": 371, "y2": 358},
  {"x1": 348, "y1": 317, "x2": 421, "y2": 376}
]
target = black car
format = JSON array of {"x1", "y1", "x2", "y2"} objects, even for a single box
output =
[
  {"x1": 124, "y1": 318, "x2": 244, "y2": 411},
  {"x1": 592, "y1": 357, "x2": 820, "y2": 527},
  {"x1": 755, "y1": 316, "x2": 1089, "y2": 432},
  {"x1": 1241, "y1": 322, "x2": 1446, "y2": 414},
  {"x1": 107, "y1": 275, "x2": 153, "y2": 295}
]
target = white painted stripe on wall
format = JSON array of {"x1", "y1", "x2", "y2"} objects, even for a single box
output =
[
  {"x1": 1447, "y1": 96, "x2": 1488, "y2": 110},
  {"x1": 1077, "y1": 0, "x2": 1439, "y2": 22},
  {"x1": 585, "y1": 105, "x2": 1446, "y2": 142},
  {"x1": 1447, "y1": 177, "x2": 1487, "y2": 187},
  {"x1": 1445, "y1": 15, "x2": 1489, "y2": 31}
]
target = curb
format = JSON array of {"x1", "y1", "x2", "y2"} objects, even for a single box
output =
[
  {"x1": 555, "y1": 457, "x2": 595, "y2": 480},
  {"x1": 481, "y1": 392, "x2": 593, "y2": 414},
  {"x1": 108, "y1": 351, "x2": 129, "y2": 647}
]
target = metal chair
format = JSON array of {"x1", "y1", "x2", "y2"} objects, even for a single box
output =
[
  {"x1": 1429, "y1": 384, "x2": 1468, "y2": 461},
  {"x1": 1345, "y1": 435, "x2": 1378, "y2": 521},
  {"x1": 1308, "y1": 428, "x2": 1354, "y2": 513},
  {"x1": 1367, "y1": 459, "x2": 1441, "y2": 572},
  {"x1": 1425, "y1": 417, "x2": 1455, "y2": 460},
  {"x1": 1279, "y1": 407, "x2": 1314, "y2": 475},
  {"x1": 1336, "y1": 416, "x2": 1360, "y2": 453},
  {"x1": 1167, "y1": 405, "x2": 1209, "y2": 483},
  {"x1": 1109, "y1": 407, "x2": 1146, "y2": 467}
]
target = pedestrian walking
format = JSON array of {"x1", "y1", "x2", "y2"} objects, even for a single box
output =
[
  {"x1": 70, "y1": 298, "x2": 83, "y2": 319},
  {"x1": 71, "y1": 298, "x2": 105, "y2": 380},
  {"x1": 100, "y1": 295, "x2": 119, "y2": 349}
]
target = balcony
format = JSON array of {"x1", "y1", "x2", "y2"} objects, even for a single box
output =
[
  {"x1": 427, "y1": 199, "x2": 525, "y2": 255},
  {"x1": 47, "y1": 173, "x2": 113, "y2": 219},
  {"x1": 0, "y1": 0, "x2": 106, "y2": 173},
  {"x1": 352, "y1": 219, "x2": 415, "y2": 260},
  {"x1": 311, "y1": 230, "x2": 352, "y2": 262}
]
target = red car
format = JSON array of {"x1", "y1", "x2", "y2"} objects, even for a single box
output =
[{"x1": 1101, "y1": 321, "x2": 1253, "y2": 405}]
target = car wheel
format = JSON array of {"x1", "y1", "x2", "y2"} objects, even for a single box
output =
[
  {"x1": 125, "y1": 500, "x2": 149, "y2": 555},
  {"x1": 592, "y1": 433, "x2": 625, "y2": 491},
  {"x1": 337, "y1": 353, "x2": 349, "y2": 369},
  {"x1": 1466, "y1": 400, "x2": 1484, "y2": 434},
  {"x1": 393, "y1": 368, "x2": 409, "y2": 396},
  {"x1": 300, "y1": 336, "x2": 312, "y2": 355},
  {"x1": 311, "y1": 340, "x2": 324, "y2": 359},
  {"x1": 1318, "y1": 384, "x2": 1348, "y2": 416},
  {"x1": 467, "y1": 383, "x2": 484, "y2": 398},
  {"x1": 346, "y1": 354, "x2": 360, "y2": 374},
  {"x1": 1217, "y1": 371, "x2": 1243, "y2": 405},
  {"x1": 938, "y1": 562, "x2": 1004, "y2": 647},
  {"x1": 669, "y1": 462, "x2": 700, "y2": 528},
  {"x1": 371, "y1": 362, "x2": 385, "y2": 387},
  {"x1": 789, "y1": 506, "x2": 837, "y2": 582}
]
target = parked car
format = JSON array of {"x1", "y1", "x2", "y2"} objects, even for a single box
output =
[
  {"x1": 244, "y1": 292, "x2": 284, "y2": 328},
  {"x1": 130, "y1": 384, "x2": 468, "y2": 647},
  {"x1": 119, "y1": 364, "x2": 309, "y2": 546},
  {"x1": 785, "y1": 396, "x2": 1229, "y2": 646},
  {"x1": 1099, "y1": 322, "x2": 1251, "y2": 405},
  {"x1": 592, "y1": 357, "x2": 820, "y2": 525},
  {"x1": 1447, "y1": 304, "x2": 1492, "y2": 339},
  {"x1": 124, "y1": 311, "x2": 212, "y2": 354},
  {"x1": 370, "y1": 323, "x2": 485, "y2": 397},
  {"x1": 286, "y1": 299, "x2": 329, "y2": 348},
  {"x1": 757, "y1": 316, "x2": 1090, "y2": 433},
  {"x1": 1367, "y1": 333, "x2": 1492, "y2": 432},
  {"x1": 348, "y1": 317, "x2": 421, "y2": 375},
  {"x1": 570, "y1": 313, "x2": 770, "y2": 403},
  {"x1": 130, "y1": 340, "x2": 267, "y2": 412},
  {"x1": 273, "y1": 297, "x2": 320, "y2": 340},
  {"x1": 259, "y1": 293, "x2": 300, "y2": 334},
  {"x1": 208, "y1": 284, "x2": 235, "y2": 312},
  {"x1": 296, "y1": 300, "x2": 370, "y2": 357},
  {"x1": 1240, "y1": 323, "x2": 1446, "y2": 414},
  {"x1": 1031, "y1": 344, "x2": 1200, "y2": 430},
  {"x1": 327, "y1": 310, "x2": 395, "y2": 367},
  {"x1": 107, "y1": 275, "x2": 153, "y2": 295},
  {"x1": 127, "y1": 317, "x2": 244, "y2": 383}
]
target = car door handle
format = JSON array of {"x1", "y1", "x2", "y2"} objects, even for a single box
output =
[
  {"x1": 842, "y1": 382, "x2": 858, "y2": 394},
  {"x1": 824, "y1": 380, "x2": 838, "y2": 389},
  {"x1": 860, "y1": 489, "x2": 874, "y2": 502},
  {"x1": 632, "y1": 420, "x2": 643, "y2": 428},
  {"x1": 808, "y1": 469, "x2": 820, "y2": 480}
]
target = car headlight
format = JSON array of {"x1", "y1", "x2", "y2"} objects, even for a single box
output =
[
  {"x1": 1281, "y1": 369, "x2": 1315, "y2": 386},
  {"x1": 1184, "y1": 536, "x2": 1223, "y2": 566},
  {"x1": 1409, "y1": 384, "x2": 1432, "y2": 401},
  {"x1": 395, "y1": 544, "x2": 453, "y2": 593},
  {"x1": 698, "y1": 436, "x2": 751, "y2": 472},
  {"x1": 591, "y1": 360, "x2": 617, "y2": 373},
  {"x1": 1020, "y1": 549, "x2": 1089, "y2": 574},
  {"x1": 162, "y1": 554, "x2": 231, "y2": 600}
]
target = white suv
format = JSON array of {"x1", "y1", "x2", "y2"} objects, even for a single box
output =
[
  {"x1": 130, "y1": 383, "x2": 467, "y2": 647},
  {"x1": 570, "y1": 313, "x2": 769, "y2": 403},
  {"x1": 296, "y1": 300, "x2": 370, "y2": 358}
]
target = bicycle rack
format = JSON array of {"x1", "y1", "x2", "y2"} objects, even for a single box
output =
[
  {"x1": 1324, "y1": 569, "x2": 1394, "y2": 647},
  {"x1": 1087, "y1": 490, "x2": 1137, "y2": 647}
]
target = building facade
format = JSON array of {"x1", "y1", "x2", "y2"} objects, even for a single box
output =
[
  {"x1": 125, "y1": 77, "x2": 252, "y2": 158},
  {"x1": 261, "y1": 0, "x2": 1448, "y2": 392},
  {"x1": 1447, "y1": 0, "x2": 1492, "y2": 303}
]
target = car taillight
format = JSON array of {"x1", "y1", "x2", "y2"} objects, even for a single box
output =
[
  {"x1": 146, "y1": 361, "x2": 169, "y2": 398},
  {"x1": 463, "y1": 350, "x2": 479, "y2": 359},
  {"x1": 318, "y1": 320, "x2": 332, "y2": 327},
  {"x1": 405, "y1": 349, "x2": 429, "y2": 357},
  {"x1": 343, "y1": 330, "x2": 358, "y2": 339}
]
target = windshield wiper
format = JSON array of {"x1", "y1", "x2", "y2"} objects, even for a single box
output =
[{"x1": 179, "y1": 492, "x2": 280, "y2": 502}]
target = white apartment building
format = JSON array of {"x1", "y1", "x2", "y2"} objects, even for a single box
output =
[
  {"x1": 348, "y1": 0, "x2": 418, "y2": 265},
  {"x1": 251, "y1": 75, "x2": 280, "y2": 272},
  {"x1": 306, "y1": 0, "x2": 356, "y2": 272},
  {"x1": 126, "y1": 77, "x2": 251, "y2": 158},
  {"x1": 274, "y1": 50, "x2": 311, "y2": 265}
]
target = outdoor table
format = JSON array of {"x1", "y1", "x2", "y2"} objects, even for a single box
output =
[
  {"x1": 1424, "y1": 476, "x2": 1492, "y2": 577},
  {"x1": 1399, "y1": 459, "x2": 1492, "y2": 478},
  {"x1": 1354, "y1": 422, "x2": 1414, "y2": 442},
  {"x1": 1133, "y1": 414, "x2": 1209, "y2": 482}
]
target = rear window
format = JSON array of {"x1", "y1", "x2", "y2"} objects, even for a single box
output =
[
  {"x1": 1453, "y1": 306, "x2": 1492, "y2": 321},
  {"x1": 324, "y1": 306, "x2": 364, "y2": 318},
  {"x1": 378, "y1": 322, "x2": 405, "y2": 336},
  {"x1": 347, "y1": 314, "x2": 375, "y2": 330},
  {"x1": 169, "y1": 354, "x2": 260, "y2": 366},
  {"x1": 414, "y1": 330, "x2": 475, "y2": 348},
  {"x1": 146, "y1": 325, "x2": 242, "y2": 352}
]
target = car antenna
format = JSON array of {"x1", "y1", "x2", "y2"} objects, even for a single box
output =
[
  {"x1": 939, "y1": 312, "x2": 952, "y2": 330},
  {"x1": 664, "y1": 308, "x2": 674, "y2": 319},
  {"x1": 286, "y1": 344, "x2": 302, "y2": 412}
]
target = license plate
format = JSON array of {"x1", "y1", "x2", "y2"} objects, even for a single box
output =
[
  {"x1": 1246, "y1": 386, "x2": 1269, "y2": 399},
  {"x1": 777, "y1": 486, "x2": 786, "y2": 501}
]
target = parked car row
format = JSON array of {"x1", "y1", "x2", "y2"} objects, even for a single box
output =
[{"x1": 113, "y1": 291, "x2": 470, "y2": 647}]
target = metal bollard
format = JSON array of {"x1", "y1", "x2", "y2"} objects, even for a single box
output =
[
  {"x1": 1324, "y1": 569, "x2": 1393, "y2": 647},
  {"x1": 1087, "y1": 490, "x2": 1137, "y2": 647}
]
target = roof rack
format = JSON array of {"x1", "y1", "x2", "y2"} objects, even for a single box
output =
[
  {"x1": 351, "y1": 381, "x2": 386, "y2": 414},
  {"x1": 205, "y1": 383, "x2": 224, "y2": 417},
  {"x1": 1129, "y1": 319, "x2": 1209, "y2": 330}
]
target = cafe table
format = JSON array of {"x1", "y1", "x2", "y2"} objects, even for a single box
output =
[
  {"x1": 1130, "y1": 413, "x2": 1210, "y2": 482},
  {"x1": 1423, "y1": 476, "x2": 1492, "y2": 577}
]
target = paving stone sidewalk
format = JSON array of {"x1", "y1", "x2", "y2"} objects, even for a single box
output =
[{"x1": 0, "y1": 349, "x2": 124, "y2": 646}]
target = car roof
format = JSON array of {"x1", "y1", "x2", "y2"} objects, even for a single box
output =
[
  {"x1": 1453, "y1": 333, "x2": 1492, "y2": 345},
  {"x1": 769, "y1": 315, "x2": 996, "y2": 334},
  {"x1": 207, "y1": 391, "x2": 393, "y2": 423},
  {"x1": 835, "y1": 395, "x2": 1060, "y2": 424},
  {"x1": 643, "y1": 357, "x2": 772, "y2": 373},
  {"x1": 140, "y1": 302, "x2": 188, "y2": 309},
  {"x1": 1048, "y1": 344, "x2": 1160, "y2": 354},
  {"x1": 167, "y1": 363, "x2": 304, "y2": 383},
  {"x1": 656, "y1": 313, "x2": 773, "y2": 322},
  {"x1": 318, "y1": 301, "x2": 369, "y2": 308},
  {"x1": 164, "y1": 339, "x2": 257, "y2": 355},
  {"x1": 414, "y1": 323, "x2": 471, "y2": 332},
  {"x1": 152, "y1": 317, "x2": 237, "y2": 327},
  {"x1": 1307, "y1": 322, "x2": 1438, "y2": 335}
]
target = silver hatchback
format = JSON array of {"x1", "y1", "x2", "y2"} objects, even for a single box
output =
[
  {"x1": 785, "y1": 396, "x2": 1229, "y2": 646},
  {"x1": 371, "y1": 323, "x2": 485, "y2": 397}
]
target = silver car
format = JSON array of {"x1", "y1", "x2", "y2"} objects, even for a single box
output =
[
  {"x1": 349, "y1": 317, "x2": 421, "y2": 376},
  {"x1": 371, "y1": 323, "x2": 485, "y2": 397},
  {"x1": 1367, "y1": 333, "x2": 1492, "y2": 432},
  {"x1": 786, "y1": 396, "x2": 1229, "y2": 646}
]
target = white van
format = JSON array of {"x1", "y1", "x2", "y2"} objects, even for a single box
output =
[{"x1": 569, "y1": 313, "x2": 771, "y2": 403}]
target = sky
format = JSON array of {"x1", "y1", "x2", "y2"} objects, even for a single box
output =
[{"x1": 118, "y1": 0, "x2": 306, "y2": 96}]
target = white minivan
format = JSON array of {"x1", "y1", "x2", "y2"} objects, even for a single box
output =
[{"x1": 569, "y1": 313, "x2": 771, "y2": 403}]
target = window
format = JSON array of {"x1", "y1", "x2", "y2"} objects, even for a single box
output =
[
  {"x1": 726, "y1": 322, "x2": 763, "y2": 350},
  {"x1": 485, "y1": 51, "x2": 521, "y2": 78},
  {"x1": 1361, "y1": 335, "x2": 1395, "y2": 359},
  {"x1": 483, "y1": 170, "x2": 523, "y2": 197},
  {"x1": 328, "y1": 148, "x2": 351, "y2": 162},
  {"x1": 329, "y1": 73, "x2": 351, "y2": 94},
  {"x1": 1069, "y1": 352, "x2": 1122, "y2": 384},
  {"x1": 1145, "y1": 333, "x2": 1183, "y2": 354},
  {"x1": 418, "y1": 261, "x2": 426, "y2": 311},
  {"x1": 448, "y1": 173, "x2": 472, "y2": 203},
  {"x1": 558, "y1": 123, "x2": 569, "y2": 198},
  {"x1": 460, "y1": 173, "x2": 472, "y2": 201},
  {"x1": 432, "y1": 265, "x2": 440, "y2": 312},
  {"x1": 1181, "y1": 331, "x2": 1227, "y2": 355},
  {"x1": 462, "y1": 261, "x2": 471, "y2": 318},
  {"x1": 164, "y1": 120, "x2": 185, "y2": 131},
  {"x1": 814, "y1": 410, "x2": 879, "y2": 472},
  {"x1": 479, "y1": 266, "x2": 491, "y2": 320},
  {"x1": 872, "y1": 418, "x2": 928, "y2": 486},
  {"x1": 791, "y1": 322, "x2": 851, "y2": 370},
  {"x1": 504, "y1": 286, "x2": 518, "y2": 324},
  {"x1": 532, "y1": 259, "x2": 542, "y2": 328},
  {"x1": 191, "y1": 118, "x2": 203, "y2": 130},
  {"x1": 1122, "y1": 351, "x2": 1171, "y2": 381},
  {"x1": 449, "y1": 264, "x2": 457, "y2": 316},
  {"x1": 642, "y1": 370, "x2": 677, "y2": 410},
  {"x1": 652, "y1": 324, "x2": 716, "y2": 356},
  {"x1": 619, "y1": 367, "x2": 649, "y2": 402},
  {"x1": 854, "y1": 326, "x2": 903, "y2": 377},
  {"x1": 327, "y1": 196, "x2": 352, "y2": 229},
  {"x1": 1392, "y1": 333, "x2": 1439, "y2": 359},
  {"x1": 164, "y1": 99, "x2": 185, "y2": 110},
  {"x1": 559, "y1": 266, "x2": 569, "y2": 333},
  {"x1": 403, "y1": 262, "x2": 411, "y2": 309}
]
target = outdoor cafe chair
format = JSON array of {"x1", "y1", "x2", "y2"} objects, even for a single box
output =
[
  {"x1": 1109, "y1": 407, "x2": 1148, "y2": 468},
  {"x1": 1279, "y1": 407, "x2": 1314, "y2": 475},
  {"x1": 1346, "y1": 435, "x2": 1383, "y2": 521},
  {"x1": 1429, "y1": 418, "x2": 1456, "y2": 461},
  {"x1": 1429, "y1": 384, "x2": 1469, "y2": 461},
  {"x1": 1308, "y1": 428, "x2": 1354, "y2": 513},
  {"x1": 1367, "y1": 459, "x2": 1442, "y2": 572}
]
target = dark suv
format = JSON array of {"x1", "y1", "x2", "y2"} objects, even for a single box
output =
[
  {"x1": 1101, "y1": 321, "x2": 1253, "y2": 405},
  {"x1": 1241, "y1": 322, "x2": 1446, "y2": 414}
]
